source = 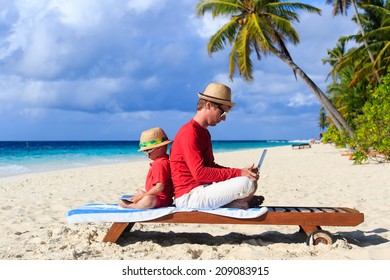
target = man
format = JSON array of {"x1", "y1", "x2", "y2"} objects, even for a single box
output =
[{"x1": 170, "y1": 82, "x2": 259, "y2": 209}]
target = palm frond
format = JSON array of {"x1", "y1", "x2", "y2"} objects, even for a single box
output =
[
  {"x1": 207, "y1": 19, "x2": 239, "y2": 55},
  {"x1": 325, "y1": 0, "x2": 352, "y2": 16},
  {"x1": 266, "y1": 12, "x2": 300, "y2": 45},
  {"x1": 360, "y1": 3, "x2": 390, "y2": 19},
  {"x1": 235, "y1": 24, "x2": 253, "y2": 81},
  {"x1": 372, "y1": 40, "x2": 390, "y2": 69},
  {"x1": 247, "y1": 13, "x2": 275, "y2": 54},
  {"x1": 266, "y1": 2, "x2": 321, "y2": 21},
  {"x1": 228, "y1": 42, "x2": 239, "y2": 80},
  {"x1": 196, "y1": 0, "x2": 241, "y2": 17}
]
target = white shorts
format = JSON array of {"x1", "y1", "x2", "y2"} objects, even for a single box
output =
[{"x1": 174, "y1": 176, "x2": 255, "y2": 209}]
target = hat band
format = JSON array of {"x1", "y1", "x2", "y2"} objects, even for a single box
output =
[
  {"x1": 139, "y1": 136, "x2": 168, "y2": 148},
  {"x1": 200, "y1": 93, "x2": 231, "y2": 103}
]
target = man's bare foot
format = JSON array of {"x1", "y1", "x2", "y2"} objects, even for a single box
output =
[
  {"x1": 248, "y1": 195, "x2": 265, "y2": 208},
  {"x1": 223, "y1": 200, "x2": 249, "y2": 209}
]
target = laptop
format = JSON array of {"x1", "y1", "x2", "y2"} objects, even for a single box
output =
[{"x1": 256, "y1": 149, "x2": 267, "y2": 173}]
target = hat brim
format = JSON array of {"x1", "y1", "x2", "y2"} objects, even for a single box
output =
[
  {"x1": 138, "y1": 140, "x2": 172, "y2": 152},
  {"x1": 198, "y1": 93, "x2": 236, "y2": 107}
]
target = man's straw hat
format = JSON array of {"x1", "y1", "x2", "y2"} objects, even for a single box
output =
[
  {"x1": 138, "y1": 127, "x2": 172, "y2": 151},
  {"x1": 198, "y1": 82, "x2": 236, "y2": 107}
]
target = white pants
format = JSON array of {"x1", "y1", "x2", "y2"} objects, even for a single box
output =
[{"x1": 174, "y1": 176, "x2": 255, "y2": 209}]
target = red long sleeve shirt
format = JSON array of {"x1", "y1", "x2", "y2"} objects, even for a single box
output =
[
  {"x1": 170, "y1": 119, "x2": 241, "y2": 198},
  {"x1": 145, "y1": 154, "x2": 173, "y2": 206}
]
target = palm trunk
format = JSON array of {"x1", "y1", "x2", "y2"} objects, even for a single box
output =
[{"x1": 274, "y1": 51, "x2": 355, "y2": 138}]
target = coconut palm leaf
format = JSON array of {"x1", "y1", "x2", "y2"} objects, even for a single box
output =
[
  {"x1": 235, "y1": 23, "x2": 254, "y2": 81},
  {"x1": 326, "y1": 0, "x2": 352, "y2": 16},
  {"x1": 207, "y1": 18, "x2": 239, "y2": 54},
  {"x1": 360, "y1": 3, "x2": 390, "y2": 70}
]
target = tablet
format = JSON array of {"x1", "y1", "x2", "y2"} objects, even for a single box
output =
[
  {"x1": 120, "y1": 194, "x2": 134, "y2": 204},
  {"x1": 257, "y1": 149, "x2": 267, "y2": 172}
]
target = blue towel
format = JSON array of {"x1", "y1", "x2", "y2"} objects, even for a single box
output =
[{"x1": 66, "y1": 203, "x2": 268, "y2": 224}]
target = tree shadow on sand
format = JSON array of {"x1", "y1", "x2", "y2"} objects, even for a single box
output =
[
  {"x1": 117, "y1": 227, "x2": 389, "y2": 247},
  {"x1": 333, "y1": 228, "x2": 389, "y2": 247}
]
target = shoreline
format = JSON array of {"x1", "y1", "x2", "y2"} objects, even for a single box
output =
[
  {"x1": 1, "y1": 144, "x2": 389, "y2": 260},
  {"x1": 0, "y1": 156, "x2": 145, "y2": 180}
]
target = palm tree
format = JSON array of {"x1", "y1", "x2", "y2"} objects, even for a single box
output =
[
  {"x1": 324, "y1": 1, "x2": 389, "y2": 86},
  {"x1": 326, "y1": 66, "x2": 368, "y2": 121},
  {"x1": 196, "y1": 0, "x2": 354, "y2": 137},
  {"x1": 322, "y1": 40, "x2": 348, "y2": 82},
  {"x1": 318, "y1": 107, "x2": 329, "y2": 130},
  {"x1": 326, "y1": 0, "x2": 381, "y2": 83},
  {"x1": 360, "y1": 1, "x2": 390, "y2": 72}
]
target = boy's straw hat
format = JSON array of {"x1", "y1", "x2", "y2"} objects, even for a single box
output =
[
  {"x1": 198, "y1": 82, "x2": 236, "y2": 107},
  {"x1": 138, "y1": 127, "x2": 172, "y2": 151}
]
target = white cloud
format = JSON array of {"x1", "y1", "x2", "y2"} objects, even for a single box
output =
[
  {"x1": 191, "y1": 13, "x2": 231, "y2": 39},
  {"x1": 213, "y1": 68, "x2": 317, "y2": 109},
  {"x1": 127, "y1": 0, "x2": 166, "y2": 14},
  {"x1": 0, "y1": 0, "x2": 138, "y2": 79},
  {"x1": 18, "y1": 108, "x2": 46, "y2": 119},
  {"x1": 289, "y1": 3, "x2": 357, "y2": 73},
  {"x1": 0, "y1": 75, "x2": 133, "y2": 114},
  {"x1": 288, "y1": 92, "x2": 316, "y2": 107},
  {"x1": 158, "y1": 43, "x2": 189, "y2": 67},
  {"x1": 141, "y1": 76, "x2": 160, "y2": 89},
  {"x1": 53, "y1": 0, "x2": 105, "y2": 30}
]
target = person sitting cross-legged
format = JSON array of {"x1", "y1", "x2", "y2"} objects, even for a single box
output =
[
  {"x1": 119, "y1": 127, "x2": 173, "y2": 209},
  {"x1": 169, "y1": 82, "x2": 260, "y2": 210}
]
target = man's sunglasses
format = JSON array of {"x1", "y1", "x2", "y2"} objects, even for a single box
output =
[{"x1": 217, "y1": 106, "x2": 228, "y2": 118}]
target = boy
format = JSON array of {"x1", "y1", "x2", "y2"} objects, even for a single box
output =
[{"x1": 119, "y1": 127, "x2": 173, "y2": 209}]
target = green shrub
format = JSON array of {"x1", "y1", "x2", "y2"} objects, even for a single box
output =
[
  {"x1": 352, "y1": 74, "x2": 390, "y2": 163},
  {"x1": 323, "y1": 73, "x2": 390, "y2": 164},
  {"x1": 322, "y1": 125, "x2": 349, "y2": 148}
]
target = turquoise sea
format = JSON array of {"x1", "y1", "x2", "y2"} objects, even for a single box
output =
[{"x1": 0, "y1": 140, "x2": 308, "y2": 178}]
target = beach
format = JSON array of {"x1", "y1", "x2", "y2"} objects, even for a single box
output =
[{"x1": 0, "y1": 144, "x2": 389, "y2": 260}]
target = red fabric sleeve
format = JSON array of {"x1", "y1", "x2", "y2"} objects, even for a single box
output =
[{"x1": 181, "y1": 126, "x2": 241, "y2": 184}]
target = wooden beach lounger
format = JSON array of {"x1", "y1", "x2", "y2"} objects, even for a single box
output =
[
  {"x1": 100, "y1": 206, "x2": 364, "y2": 246},
  {"x1": 292, "y1": 143, "x2": 311, "y2": 149}
]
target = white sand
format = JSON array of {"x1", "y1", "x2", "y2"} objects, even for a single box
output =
[{"x1": 0, "y1": 144, "x2": 389, "y2": 260}]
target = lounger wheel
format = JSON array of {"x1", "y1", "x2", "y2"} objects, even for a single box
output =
[{"x1": 306, "y1": 230, "x2": 334, "y2": 246}]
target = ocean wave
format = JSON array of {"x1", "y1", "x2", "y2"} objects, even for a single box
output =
[
  {"x1": 266, "y1": 140, "x2": 288, "y2": 143},
  {"x1": 0, "y1": 164, "x2": 31, "y2": 177},
  {"x1": 288, "y1": 139, "x2": 311, "y2": 143}
]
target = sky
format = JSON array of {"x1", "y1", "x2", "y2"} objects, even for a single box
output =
[{"x1": 0, "y1": 0, "x2": 357, "y2": 141}]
